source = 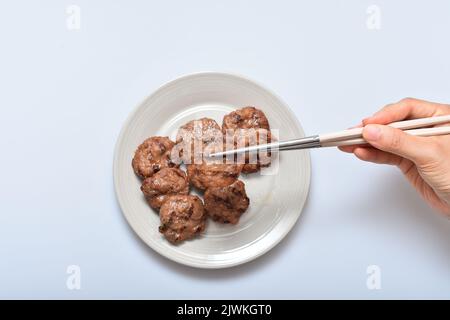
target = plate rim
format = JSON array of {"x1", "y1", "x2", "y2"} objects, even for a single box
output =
[{"x1": 113, "y1": 71, "x2": 311, "y2": 269}]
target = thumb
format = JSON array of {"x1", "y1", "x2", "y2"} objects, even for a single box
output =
[{"x1": 363, "y1": 124, "x2": 433, "y2": 164}]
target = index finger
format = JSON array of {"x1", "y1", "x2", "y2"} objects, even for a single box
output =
[{"x1": 363, "y1": 98, "x2": 450, "y2": 125}]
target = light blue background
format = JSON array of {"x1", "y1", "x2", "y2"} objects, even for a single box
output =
[{"x1": 0, "y1": 0, "x2": 449, "y2": 299}]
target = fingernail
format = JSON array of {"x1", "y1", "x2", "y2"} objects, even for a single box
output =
[
  {"x1": 362, "y1": 117, "x2": 374, "y2": 125},
  {"x1": 364, "y1": 125, "x2": 382, "y2": 141}
]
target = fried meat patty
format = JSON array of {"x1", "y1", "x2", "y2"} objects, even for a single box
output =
[
  {"x1": 204, "y1": 180, "x2": 249, "y2": 224},
  {"x1": 159, "y1": 195, "x2": 206, "y2": 243},
  {"x1": 141, "y1": 168, "x2": 189, "y2": 209},
  {"x1": 175, "y1": 117, "x2": 223, "y2": 164},
  {"x1": 132, "y1": 136, "x2": 177, "y2": 178},
  {"x1": 222, "y1": 107, "x2": 271, "y2": 173},
  {"x1": 187, "y1": 163, "x2": 242, "y2": 190}
]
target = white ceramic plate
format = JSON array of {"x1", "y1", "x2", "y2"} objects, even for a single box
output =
[{"x1": 114, "y1": 72, "x2": 311, "y2": 269}]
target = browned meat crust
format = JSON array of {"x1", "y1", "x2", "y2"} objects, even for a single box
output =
[
  {"x1": 222, "y1": 106, "x2": 270, "y2": 130},
  {"x1": 175, "y1": 118, "x2": 223, "y2": 164},
  {"x1": 204, "y1": 180, "x2": 249, "y2": 224},
  {"x1": 132, "y1": 136, "x2": 178, "y2": 178},
  {"x1": 141, "y1": 168, "x2": 189, "y2": 209},
  {"x1": 187, "y1": 163, "x2": 242, "y2": 190},
  {"x1": 222, "y1": 107, "x2": 271, "y2": 173},
  {"x1": 159, "y1": 195, "x2": 206, "y2": 243}
]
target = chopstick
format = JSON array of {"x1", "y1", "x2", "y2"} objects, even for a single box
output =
[
  {"x1": 321, "y1": 125, "x2": 450, "y2": 148},
  {"x1": 208, "y1": 115, "x2": 450, "y2": 157},
  {"x1": 318, "y1": 114, "x2": 450, "y2": 143}
]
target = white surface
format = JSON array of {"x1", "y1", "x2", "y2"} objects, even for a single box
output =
[
  {"x1": 114, "y1": 72, "x2": 310, "y2": 268},
  {"x1": 0, "y1": 0, "x2": 449, "y2": 299}
]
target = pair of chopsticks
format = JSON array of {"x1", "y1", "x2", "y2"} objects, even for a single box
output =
[{"x1": 209, "y1": 115, "x2": 450, "y2": 157}]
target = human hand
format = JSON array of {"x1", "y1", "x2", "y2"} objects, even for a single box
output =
[{"x1": 340, "y1": 98, "x2": 450, "y2": 216}]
